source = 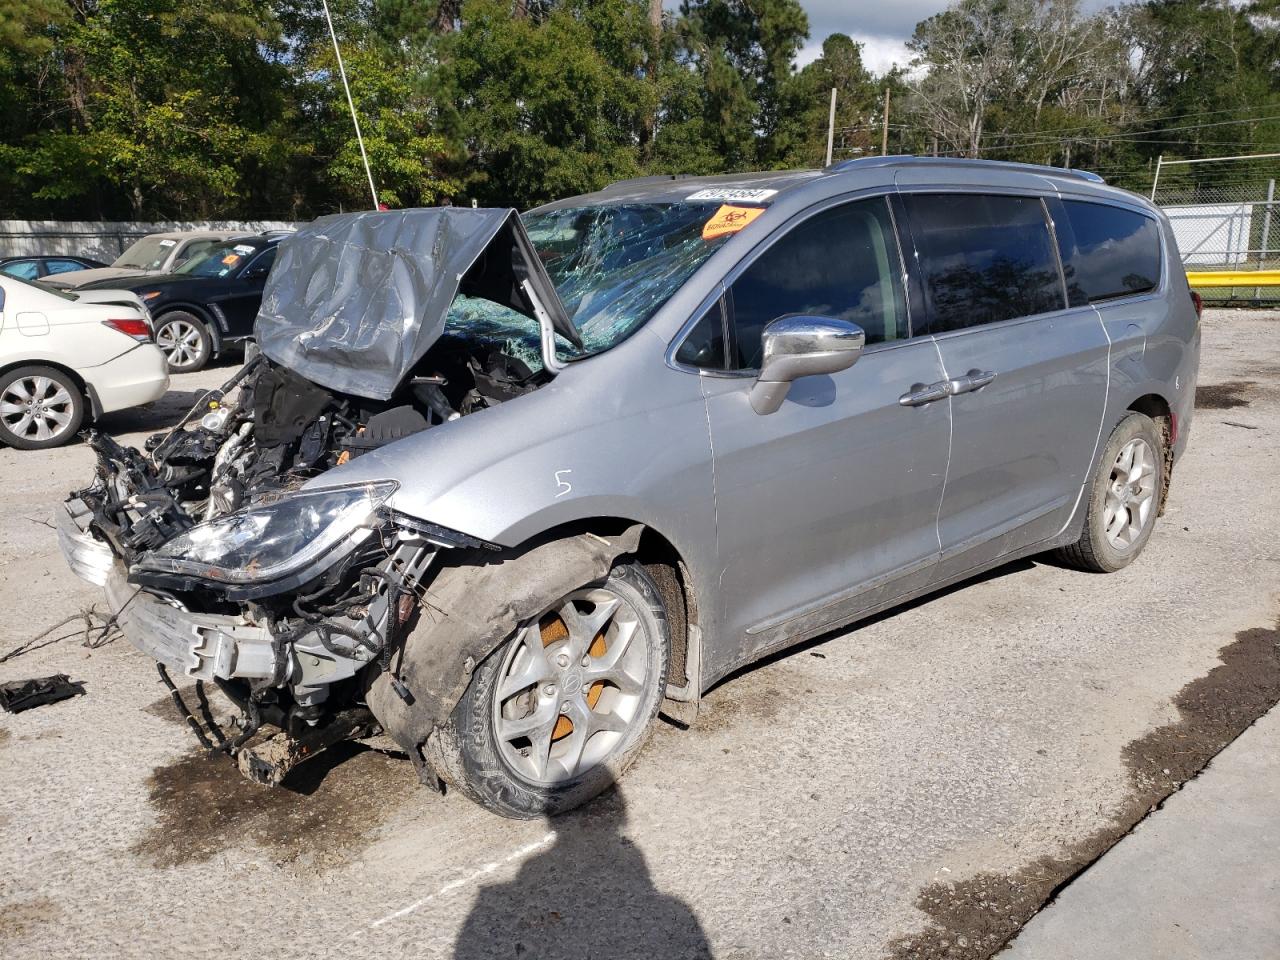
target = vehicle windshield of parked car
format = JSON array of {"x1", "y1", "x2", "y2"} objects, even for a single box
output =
[
  {"x1": 114, "y1": 236, "x2": 178, "y2": 271},
  {"x1": 177, "y1": 242, "x2": 260, "y2": 278},
  {"x1": 442, "y1": 201, "x2": 745, "y2": 365}
]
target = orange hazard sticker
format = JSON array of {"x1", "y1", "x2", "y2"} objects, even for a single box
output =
[{"x1": 702, "y1": 205, "x2": 765, "y2": 240}]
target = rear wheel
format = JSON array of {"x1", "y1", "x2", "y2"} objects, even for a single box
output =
[
  {"x1": 1055, "y1": 412, "x2": 1163, "y2": 572},
  {"x1": 427, "y1": 562, "x2": 669, "y2": 819},
  {"x1": 154, "y1": 311, "x2": 211, "y2": 372},
  {"x1": 0, "y1": 365, "x2": 84, "y2": 450}
]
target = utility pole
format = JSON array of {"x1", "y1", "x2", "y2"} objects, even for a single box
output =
[
  {"x1": 825, "y1": 88, "x2": 837, "y2": 167},
  {"x1": 321, "y1": 0, "x2": 378, "y2": 209},
  {"x1": 881, "y1": 87, "x2": 891, "y2": 156}
]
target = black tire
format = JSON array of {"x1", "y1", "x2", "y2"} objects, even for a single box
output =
[
  {"x1": 0, "y1": 365, "x2": 85, "y2": 450},
  {"x1": 154, "y1": 311, "x2": 212, "y2": 372},
  {"x1": 1055, "y1": 412, "x2": 1164, "y2": 573},
  {"x1": 426, "y1": 561, "x2": 670, "y2": 819}
]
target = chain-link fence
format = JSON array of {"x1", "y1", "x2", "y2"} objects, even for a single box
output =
[{"x1": 1153, "y1": 155, "x2": 1280, "y2": 304}]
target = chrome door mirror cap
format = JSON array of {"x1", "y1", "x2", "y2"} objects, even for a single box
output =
[{"x1": 749, "y1": 315, "x2": 866, "y2": 415}]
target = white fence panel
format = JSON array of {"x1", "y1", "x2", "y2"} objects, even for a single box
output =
[
  {"x1": 1163, "y1": 203, "x2": 1253, "y2": 267},
  {"x1": 0, "y1": 220, "x2": 297, "y2": 262}
]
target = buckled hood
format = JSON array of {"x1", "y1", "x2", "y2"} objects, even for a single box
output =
[{"x1": 254, "y1": 207, "x2": 579, "y2": 401}]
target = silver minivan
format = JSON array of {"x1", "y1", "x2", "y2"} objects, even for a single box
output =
[{"x1": 59, "y1": 157, "x2": 1200, "y2": 817}]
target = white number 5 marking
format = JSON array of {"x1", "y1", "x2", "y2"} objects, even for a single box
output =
[{"x1": 554, "y1": 469, "x2": 573, "y2": 498}]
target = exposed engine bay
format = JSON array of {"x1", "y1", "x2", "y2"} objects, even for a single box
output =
[{"x1": 81, "y1": 343, "x2": 540, "y2": 565}]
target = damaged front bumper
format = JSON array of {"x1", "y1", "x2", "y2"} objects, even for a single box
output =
[
  {"x1": 60, "y1": 498, "x2": 280, "y2": 682},
  {"x1": 57, "y1": 496, "x2": 436, "y2": 697}
]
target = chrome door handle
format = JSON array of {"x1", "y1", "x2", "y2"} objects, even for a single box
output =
[
  {"x1": 961, "y1": 369, "x2": 997, "y2": 392},
  {"x1": 899, "y1": 381, "x2": 949, "y2": 406}
]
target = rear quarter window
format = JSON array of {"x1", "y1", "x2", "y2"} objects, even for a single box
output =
[
  {"x1": 1056, "y1": 200, "x2": 1162, "y2": 306},
  {"x1": 904, "y1": 193, "x2": 1064, "y2": 333}
]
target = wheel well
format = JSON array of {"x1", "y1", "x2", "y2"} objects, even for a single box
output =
[
  {"x1": 154, "y1": 304, "x2": 213, "y2": 327},
  {"x1": 1127, "y1": 393, "x2": 1174, "y2": 513},
  {"x1": 516, "y1": 518, "x2": 699, "y2": 694},
  {"x1": 0, "y1": 359, "x2": 93, "y2": 418}
]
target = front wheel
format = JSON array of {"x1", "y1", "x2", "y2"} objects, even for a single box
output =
[
  {"x1": 427, "y1": 562, "x2": 670, "y2": 819},
  {"x1": 1055, "y1": 412, "x2": 1164, "y2": 573},
  {"x1": 154, "y1": 311, "x2": 212, "y2": 372}
]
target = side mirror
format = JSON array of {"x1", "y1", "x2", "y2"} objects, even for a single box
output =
[{"x1": 749, "y1": 315, "x2": 865, "y2": 415}]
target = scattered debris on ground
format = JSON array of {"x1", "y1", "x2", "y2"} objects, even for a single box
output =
[
  {"x1": 0, "y1": 674, "x2": 86, "y2": 713},
  {"x1": 0, "y1": 607, "x2": 119, "y2": 664},
  {"x1": 889, "y1": 620, "x2": 1280, "y2": 960}
]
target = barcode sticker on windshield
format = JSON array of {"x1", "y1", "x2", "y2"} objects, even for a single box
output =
[
  {"x1": 233, "y1": 244, "x2": 256, "y2": 255},
  {"x1": 686, "y1": 188, "x2": 778, "y2": 203},
  {"x1": 158, "y1": 239, "x2": 177, "y2": 247},
  {"x1": 702, "y1": 205, "x2": 766, "y2": 241}
]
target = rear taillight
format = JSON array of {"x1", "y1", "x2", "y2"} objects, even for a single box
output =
[
  {"x1": 1190, "y1": 290, "x2": 1203, "y2": 319},
  {"x1": 103, "y1": 318, "x2": 152, "y2": 342}
]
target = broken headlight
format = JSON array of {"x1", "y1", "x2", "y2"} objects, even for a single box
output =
[{"x1": 132, "y1": 481, "x2": 398, "y2": 595}]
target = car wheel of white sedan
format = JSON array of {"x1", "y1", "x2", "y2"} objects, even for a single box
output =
[
  {"x1": 154, "y1": 311, "x2": 212, "y2": 372},
  {"x1": 0, "y1": 365, "x2": 85, "y2": 450},
  {"x1": 427, "y1": 561, "x2": 670, "y2": 819}
]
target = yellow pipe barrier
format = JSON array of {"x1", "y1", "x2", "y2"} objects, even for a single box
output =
[{"x1": 1185, "y1": 270, "x2": 1280, "y2": 288}]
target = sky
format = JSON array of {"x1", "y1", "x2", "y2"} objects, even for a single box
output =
[{"x1": 792, "y1": 0, "x2": 1126, "y2": 73}]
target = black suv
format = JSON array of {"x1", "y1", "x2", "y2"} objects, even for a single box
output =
[{"x1": 77, "y1": 235, "x2": 285, "y2": 372}]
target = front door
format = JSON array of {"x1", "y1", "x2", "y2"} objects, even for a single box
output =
[
  {"x1": 217, "y1": 247, "x2": 277, "y2": 337},
  {"x1": 898, "y1": 191, "x2": 1109, "y2": 581},
  {"x1": 697, "y1": 196, "x2": 951, "y2": 676}
]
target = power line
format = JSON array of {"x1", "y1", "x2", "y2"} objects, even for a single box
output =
[{"x1": 929, "y1": 112, "x2": 1280, "y2": 156}]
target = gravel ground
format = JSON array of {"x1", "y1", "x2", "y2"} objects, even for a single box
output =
[{"x1": 1, "y1": 311, "x2": 1277, "y2": 960}]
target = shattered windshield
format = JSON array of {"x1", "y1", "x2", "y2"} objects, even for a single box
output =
[{"x1": 444, "y1": 201, "x2": 750, "y2": 365}]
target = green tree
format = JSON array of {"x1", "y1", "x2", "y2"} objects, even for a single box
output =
[
  {"x1": 432, "y1": 0, "x2": 653, "y2": 207},
  {"x1": 675, "y1": 0, "x2": 809, "y2": 169}
]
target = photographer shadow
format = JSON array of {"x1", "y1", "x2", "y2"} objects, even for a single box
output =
[{"x1": 454, "y1": 787, "x2": 712, "y2": 959}]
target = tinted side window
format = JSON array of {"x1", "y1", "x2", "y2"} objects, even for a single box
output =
[
  {"x1": 1058, "y1": 200, "x2": 1161, "y2": 306},
  {"x1": 727, "y1": 198, "x2": 907, "y2": 369},
  {"x1": 245, "y1": 247, "x2": 277, "y2": 276},
  {"x1": 45, "y1": 259, "x2": 86, "y2": 275},
  {"x1": 905, "y1": 194, "x2": 1064, "y2": 332},
  {"x1": 1, "y1": 261, "x2": 39, "y2": 281},
  {"x1": 675, "y1": 301, "x2": 728, "y2": 369}
]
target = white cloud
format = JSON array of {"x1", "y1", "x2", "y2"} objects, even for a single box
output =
[{"x1": 795, "y1": 33, "x2": 912, "y2": 75}]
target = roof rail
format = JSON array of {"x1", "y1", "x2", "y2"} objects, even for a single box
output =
[
  {"x1": 600, "y1": 174, "x2": 699, "y2": 192},
  {"x1": 826, "y1": 155, "x2": 1105, "y2": 184}
]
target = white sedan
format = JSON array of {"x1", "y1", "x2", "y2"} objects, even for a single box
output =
[{"x1": 0, "y1": 275, "x2": 169, "y2": 449}]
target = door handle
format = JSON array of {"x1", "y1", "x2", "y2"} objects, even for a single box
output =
[
  {"x1": 898, "y1": 381, "x2": 950, "y2": 406},
  {"x1": 956, "y1": 369, "x2": 997, "y2": 394}
]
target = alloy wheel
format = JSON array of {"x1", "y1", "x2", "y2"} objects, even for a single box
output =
[
  {"x1": 1103, "y1": 437, "x2": 1157, "y2": 550},
  {"x1": 0, "y1": 375, "x2": 76, "y2": 444},
  {"x1": 492, "y1": 587, "x2": 652, "y2": 785},
  {"x1": 156, "y1": 318, "x2": 206, "y2": 369}
]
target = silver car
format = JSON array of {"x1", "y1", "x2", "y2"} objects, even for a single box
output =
[
  {"x1": 40, "y1": 230, "x2": 241, "y2": 290},
  {"x1": 58, "y1": 157, "x2": 1200, "y2": 817}
]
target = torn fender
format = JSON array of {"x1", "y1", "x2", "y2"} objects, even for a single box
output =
[{"x1": 366, "y1": 525, "x2": 644, "y2": 757}]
